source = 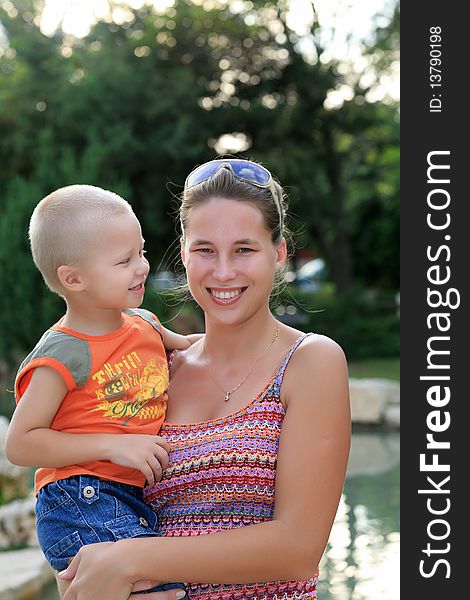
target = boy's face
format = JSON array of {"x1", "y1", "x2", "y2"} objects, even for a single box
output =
[{"x1": 76, "y1": 212, "x2": 150, "y2": 310}]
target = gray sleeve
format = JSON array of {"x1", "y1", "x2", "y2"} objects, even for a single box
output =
[
  {"x1": 17, "y1": 329, "x2": 92, "y2": 389},
  {"x1": 124, "y1": 308, "x2": 163, "y2": 338}
]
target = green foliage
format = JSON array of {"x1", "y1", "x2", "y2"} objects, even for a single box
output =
[
  {"x1": 142, "y1": 285, "x2": 204, "y2": 335},
  {"x1": 0, "y1": 177, "x2": 63, "y2": 366},
  {"x1": 0, "y1": 0, "x2": 399, "y2": 364},
  {"x1": 283, "y1": 287, "x2": 400, "y2": 361},
  {"x1": 348, "y1": 357, "x2": 400, "y2": 381}
]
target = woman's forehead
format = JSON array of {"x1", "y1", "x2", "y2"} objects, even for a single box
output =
[
  {"x1": 186, "y1": 197, "x2": 266, "y2": 231},
  {"x1": 186, "y1": 206, "x2": 272, "y2": 244}
]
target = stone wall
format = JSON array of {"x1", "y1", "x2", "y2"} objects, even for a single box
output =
[
  {"x1": 0, "y1": 417, "x2": 37, "y2": 550},
  {"x1": 0, "y1": 417, "x2": 30, "y2": 504},
  {"x1": 349, "y1": 378, "x2": 400, "y2": 427},
  {"x1": 0, "y1": 496, "x2": 37, "y2": 550}
]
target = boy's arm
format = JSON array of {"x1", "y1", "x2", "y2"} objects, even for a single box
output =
[
  {"x1": 161, "y1": 326, "x2": 203, "y2": 351},
  {"x1": 5, "y1": 367, "x2": 169, "y2": 485},
  {"x1": 6, "y1": 366, "x2": 68, "y2": 466}
]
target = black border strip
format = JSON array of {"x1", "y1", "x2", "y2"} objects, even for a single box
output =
[{"x1": 401, "y1": 2, "x2": 465, "y2": 594}]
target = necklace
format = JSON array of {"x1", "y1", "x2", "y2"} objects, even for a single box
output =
[{"x1": 203, "y1": 325, "x2": 280, "y2": 402}]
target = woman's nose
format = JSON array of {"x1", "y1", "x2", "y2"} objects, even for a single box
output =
[{"x1": 212, "y1": 257, "x2": 236, "y2": 281}]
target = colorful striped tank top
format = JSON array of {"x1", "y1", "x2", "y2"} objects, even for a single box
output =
[{"x1": 143, "y1": 333, "x2": 318, "y2": 599}]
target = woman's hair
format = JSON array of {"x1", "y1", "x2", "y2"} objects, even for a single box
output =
[
  {"x1": 29, "y1": 184, "x2": 133, "y2": 296},
  {"x1": 180, "y1": 166, "x2": 287, "y2": 244}
]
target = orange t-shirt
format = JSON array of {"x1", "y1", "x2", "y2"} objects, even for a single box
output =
[{"x1": 15, "y1": 309, "x2": 168, "y2": 495}]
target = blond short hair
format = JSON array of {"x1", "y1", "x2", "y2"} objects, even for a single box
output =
[{"x1": 29, "y1": 184, "x2": 134, "y2": 295}]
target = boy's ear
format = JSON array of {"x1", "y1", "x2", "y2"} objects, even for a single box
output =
[{"x1": 57, "y1": 265, "x2": 85, "y2": 292}]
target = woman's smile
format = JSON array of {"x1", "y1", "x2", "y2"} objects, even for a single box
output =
[{"x1": 207, "y1": 286, "x2": 248, "y2": 305}]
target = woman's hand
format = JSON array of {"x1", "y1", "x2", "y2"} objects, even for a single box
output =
[
  {"x1": 60, "y1": 542, "x2": 133, "y2": 600},
  {"x1": 60, "y1": 542, "x2": 186, "y2": 600}
]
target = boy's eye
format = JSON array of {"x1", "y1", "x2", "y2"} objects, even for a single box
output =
[
  {"x1": 196, "y1": 247, "x2": 213, "y2": 253},
  {"x1": 118, "y1": 258, "x2": 131, "y2": 265}
]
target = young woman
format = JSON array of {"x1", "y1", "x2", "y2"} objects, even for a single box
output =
[{"x1": 60, "y1": 158, "x2": 351, "y2": 600}]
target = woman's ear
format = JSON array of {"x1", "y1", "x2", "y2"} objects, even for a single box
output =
[
  {"x1": 275, "y1": 238, "x2": 287, "y2": 271},
  {"x1": 57, "y1": 265, "x2": 85, "y2": 292}
]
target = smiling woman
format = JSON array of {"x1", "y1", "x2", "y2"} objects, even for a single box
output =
[{"x1": 57, "y1": 158, "x2": 351, "y2": 600}]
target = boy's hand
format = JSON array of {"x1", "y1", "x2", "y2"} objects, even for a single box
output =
[
  {"x1": 105, "y1": 434, "x2": 170, "y2": 485},
  {"x1": 161, "y1": 327, "x2": 203, "y2": 351},
  {"x1": 185, "y1": 333, "x2": 204, "y2": 345}
]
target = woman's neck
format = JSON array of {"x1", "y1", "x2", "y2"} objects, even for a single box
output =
[{"x1": 203, "y1": 311, "x2": 279, "y2": 362}]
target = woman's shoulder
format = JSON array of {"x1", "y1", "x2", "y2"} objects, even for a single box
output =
[
  {"x1": 282, "y1": 326, "x2": 346, "y2": 368},
  {"x1": 299, "y1": 332, "x2": 346, "y2": 359},
  {"x1": 280, "y1": 329, "x2": 348, "y2": 401}
]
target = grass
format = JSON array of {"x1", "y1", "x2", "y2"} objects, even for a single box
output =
[{"x1": 348, "y1": 357, "x2": 399, "y2": 381}]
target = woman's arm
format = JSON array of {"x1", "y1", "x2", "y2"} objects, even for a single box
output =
[
  {"x1": 5, "y1": 367, "x2": 169, "y2": 485},
  {"x1": 61, "y1": 335, "x2": 351, "y2": 598}
]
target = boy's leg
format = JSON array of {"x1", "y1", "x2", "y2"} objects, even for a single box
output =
[
  {"x1": 132, "y1": 582, "x2": 187, "y2": 596},
  {"x1": 54, "y1": 572, "x2": 71, "y2": 599},
  {"x1": 37, "y1": 478, "x2": 186, "y2": 596},
  {"x1": 136, "y1": 592, "x2": 185, "y2": 600}
]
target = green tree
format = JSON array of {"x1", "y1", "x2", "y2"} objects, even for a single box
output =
[
  {"x1": 0, "y1": 0, "x2": 399, "y2": 364},
  {"x1": 0, "y1": 177, "x2": 63, "y2": 364}
]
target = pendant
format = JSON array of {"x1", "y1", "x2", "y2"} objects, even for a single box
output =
[{"x1": 224, "y1": 392, "x2": 231, "y2": 402}]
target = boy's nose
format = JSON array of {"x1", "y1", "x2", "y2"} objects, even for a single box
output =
[{"x1": 137, "y1": 256, "x2": 150, "y2": 276}]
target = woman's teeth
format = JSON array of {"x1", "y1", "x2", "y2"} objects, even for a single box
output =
[{"x1": 210, "y1": 288, "x2": 242, "y2": 299}]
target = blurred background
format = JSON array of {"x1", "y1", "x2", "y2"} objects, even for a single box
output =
[{"x1": 0, "y1": 0, "x2": 399, "y2": 598}]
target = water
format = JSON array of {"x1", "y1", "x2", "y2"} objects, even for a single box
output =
[
  {"x1": 318, "y1": 429, "x2": 399, "y2": 599},
  {"x1": 34, "y1": 429, "x2": 399, "y2": 600}
]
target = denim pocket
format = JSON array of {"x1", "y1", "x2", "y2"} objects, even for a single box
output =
[
  {"x1": 35, "y1": 480, "x2": 70, "y2": 520},
  {"x1": 43, "y1": 530, "x2": 84, "y2": 571},
  {"x1": 105, "y1": 513, "x2": 159, "y2": 540}
]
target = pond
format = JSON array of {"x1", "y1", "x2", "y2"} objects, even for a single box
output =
[
  {"x1": 318, "y1": 429, "x2": 399, "y2": 599},
  {"x1": 34, "y1": 429, "x2": 399, "y2": 600}
]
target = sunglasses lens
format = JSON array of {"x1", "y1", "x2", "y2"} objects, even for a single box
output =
[
  {"x1": 186, "y1": 162, "x2": 222, "y2": 188},
  {"x1": 229, "y1": 160, "x2": 271, "y2": 185},
  {"x1": 186, "y1": 159, "x2": 271, "y2": 188}
]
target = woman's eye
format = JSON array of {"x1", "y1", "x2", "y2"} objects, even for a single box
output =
[{"x1": 237, "y1": 247, "x2": 254, "y2": 254}]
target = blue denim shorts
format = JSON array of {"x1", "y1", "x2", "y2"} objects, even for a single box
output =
[{"x1": 35, "y1": 475, "x2": 186, "y2": 595}]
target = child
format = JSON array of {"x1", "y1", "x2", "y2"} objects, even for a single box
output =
[{"x1": 5, "y1": 184, "x2": 190, "y2": 598}]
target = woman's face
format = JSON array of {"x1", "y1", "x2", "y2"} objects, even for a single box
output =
[{"x1": 181, "y1": 198, "x2": 286, "y2": 328}]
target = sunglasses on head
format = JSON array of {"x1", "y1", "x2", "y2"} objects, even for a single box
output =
[{"x1": 184, "y1": 159, "x2": 284, "y2": 231}]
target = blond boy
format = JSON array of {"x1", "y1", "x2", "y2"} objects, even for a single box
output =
[{"x1": 5, "y1": 185, "x2": 188, "y2": 598}]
